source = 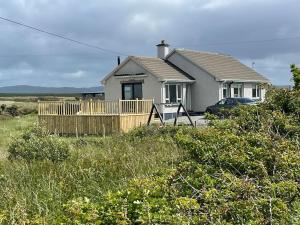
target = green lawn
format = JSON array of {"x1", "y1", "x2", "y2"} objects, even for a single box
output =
[{"x1": 0, "y1": 115, "x2": 37, "y2": 159}]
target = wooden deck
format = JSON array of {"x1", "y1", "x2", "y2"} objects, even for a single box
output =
[{"x1": 38, "y1": 99, "x2": 153, "y2": 135}]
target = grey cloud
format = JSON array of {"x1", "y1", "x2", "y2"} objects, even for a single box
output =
[{"x1": 0, "y1": 0, "x2": 300, "y2": 87}]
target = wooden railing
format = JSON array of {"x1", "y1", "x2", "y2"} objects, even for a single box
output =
[{"x1": 38, "y1": 99, "x2": 154, "y2": 116}]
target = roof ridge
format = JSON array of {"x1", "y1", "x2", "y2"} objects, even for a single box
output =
[
  {"x1": 175, "y1": 48, "x2": 231, "y2": 57},
  {"x1": 131, "y1": 55, "x2": 163, "y2": 60}
]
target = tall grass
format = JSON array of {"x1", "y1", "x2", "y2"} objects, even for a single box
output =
[
  {"x1": 0, "y1": 115, "x2": 36, "y2": 159},
  {"x1": 0, "y1": 121, "x2": 184, "y2": 224}
]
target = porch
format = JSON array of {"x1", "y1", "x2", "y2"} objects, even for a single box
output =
[{"x1": 38, "y1": 99, "x2": 153, "y2": 135}]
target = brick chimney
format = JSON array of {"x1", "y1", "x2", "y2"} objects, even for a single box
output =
[{"x1": 156, "y1": 40, "x2": 169, "y2": 59}]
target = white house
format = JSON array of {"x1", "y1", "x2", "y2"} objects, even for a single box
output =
[{"x1": 101, "y1": 40, "x2": 270, "y2": 117}]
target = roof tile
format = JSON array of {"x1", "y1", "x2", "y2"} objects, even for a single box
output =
[
  {"x1": 131, "y1": 56, "x2": 193, "y2": 81},
  {"x1": 174, "y1": 49, "x2": 270, "y2": 82}
]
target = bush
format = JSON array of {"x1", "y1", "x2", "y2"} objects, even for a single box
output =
[
  {"x1": 5, "y1": 105, "x2": 19, "y2": 117},
  {"x1": 8, "y1": 125, "x2": 70, "y2": 162},
  {"x1": 62, "y1": 175, "x2": 203, "y2": 224},
  {"x1": 61, "y1": 88, "x2": 300, "y2": 224},
  {"x1": 0, "y1": 123, "x2": 184, "y2": 224},
  {"x1": 0, "y1": 104, "x2": 6, "y2": 114}
]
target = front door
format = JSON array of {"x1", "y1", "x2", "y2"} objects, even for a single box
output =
[{"x1": 122, "y1": 83, "x2": 142, "y2": 100}]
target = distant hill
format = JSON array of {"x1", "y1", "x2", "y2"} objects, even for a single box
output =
[{"x1": 0, "y1": 85, "x2": 103, "y2": 94}]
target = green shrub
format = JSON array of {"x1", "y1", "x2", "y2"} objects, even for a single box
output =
[
  {"x1": 61, "y1": 88, "x2": 300, "y2": 224},
  {"x1": 62, "y1": 175, "x2": 203, "y2": 225},
  {"x1": 1, "y1": 103, "x2": 37, "y2": 117},
  {"x1": 5, "y1": 105, "x2": 19, "y2": 117},
  {"x1": 8, "y1": 125, "x2": 70, "y2": 162},
  {"x1": 0, "y1": 104, "x2": 6, "y2": 114}
]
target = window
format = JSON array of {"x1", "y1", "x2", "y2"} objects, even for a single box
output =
[
  {"x1": 237, "y1": 98, "x2": 255, "y2": 104},
  {"x1": 225, "y1": 98, "x2": 236, "y2": 105},
  {"x1": 252, "y1": 84, "x2": 261, "y2": 98},
  {"x1": 123, "y1": 85, "x2": 133, "y2": 100},
  {"x1": 122, "y1": 83, "x2": 143, "y2": 100},
  {"x1": 232, "y1": 84, "x2": 243, "y2": 98},
  {"x1": 222, "y1": 83, "x2": 229, "y2": 98},
  {"x1": 217, "y1": 99, "x2": 226, "y2": 105},
  {"x1": 165, "y1": 84, "x2": 182, "y2": 104}
]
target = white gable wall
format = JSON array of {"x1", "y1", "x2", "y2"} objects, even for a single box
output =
[
  {"x1": 168, "y1": 53, "x2": 219, "y2": 112},
  {"x1": 104, "y1": 60, "x2": 162, "y2": 103}
]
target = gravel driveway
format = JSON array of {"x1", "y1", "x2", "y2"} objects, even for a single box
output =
[{"x1": 163, "y1": 115, "x2": 208, "y2": 127}]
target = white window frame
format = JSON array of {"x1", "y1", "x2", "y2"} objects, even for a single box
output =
[
  {"x1": 252, "y1": 84, "x2": 261, "y2": 98},
  {"x1": 222, "y1": 83, "x2": 229, "y2": 98},
  {"x1": 165, "y1": 84, "x2": 182, "y2": 104},
  {"x1": 232, "y1": 83, "x2": 243, "y2": 98}
]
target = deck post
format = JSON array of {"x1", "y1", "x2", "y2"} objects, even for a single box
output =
[
  {"x1": 37, "y1": 100, "x2": 40, "y2": 115},
  {"x1": 62, "y1": 100, "x2": 65, "y2": 115},
  {"x1": 89, "y1": 99, "x2": 92, "y2": 115},
  {"x1": 136, "y1": 98, "x2": 138, "y2": 114},
  {"x1": 118, "y1": 99, "x2": 121, "y2": 115},
  {"x1": 79, "y1": 99, "x2": 82, "y2": 114}
]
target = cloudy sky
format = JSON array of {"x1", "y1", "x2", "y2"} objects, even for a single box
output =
[{"x1": 0, "y1": 0, "x2": 299, "y2": 87}]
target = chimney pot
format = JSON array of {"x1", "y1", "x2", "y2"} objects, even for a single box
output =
[{"x1": 156, "y1": 40, "x2": 170, "y2": 59}]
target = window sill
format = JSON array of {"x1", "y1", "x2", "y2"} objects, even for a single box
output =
[{"x1": 164, "y1": 103, "x2": 180, "y2": 107}]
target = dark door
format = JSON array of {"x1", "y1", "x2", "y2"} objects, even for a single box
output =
[{"x1": 122, "y1": 83, "x2": 142, "y2": 100}]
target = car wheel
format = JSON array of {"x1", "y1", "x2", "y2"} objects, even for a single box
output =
[{"x1": 206, "y1": 109, "x2": 213, "y2": 114}]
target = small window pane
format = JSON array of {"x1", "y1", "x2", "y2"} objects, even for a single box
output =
[
  {"x1": 123, "y1": 85, "x2": 133, "y2": 100},
  {"x1": 165, "y1": 85, "x2": 169, "y2": 99},
  {"x1": 169, "y1": 85, "x2": 177, "y2": 103},
  {"x1": 133, "y1": 83, "x2": 142, "y2": 99},
  {"x1": 234, "y1": 88, "x2": 239, "y2": 97},
  {"x1": 252, "y1": 88, "x2": 257, "y2": 98},
  {"x1": 252, "y1": 84, "x2": 261, "y2": 98},
  {"x1": 223, "y1": 89, "x2": 227, "y2": 98},
  {"x1": 177, "y1": 85, "x2": 182, "y2": 98}
]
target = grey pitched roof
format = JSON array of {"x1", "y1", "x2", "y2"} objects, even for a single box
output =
[
  {"x1": 131, "y1": 56, "x2": 194, "y2": 82},
  {"x1": 173, "y1": 49, "x2": 270, "y2": 83}
]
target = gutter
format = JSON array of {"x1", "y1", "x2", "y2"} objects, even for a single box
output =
[
  {"x1": 159, "y1": 79, "x2": 196, "y2": 83},
  {"x1": 219, "y1": 79, "x2": 271, "y2": 84}
]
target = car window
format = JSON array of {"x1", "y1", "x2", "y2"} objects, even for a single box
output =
[
  {"x1": 217, "y1": 99, "x2": 226, "y2": 105},
  {"x1": 225, "y1": 99, "x2": 235, "y2": 105},
  {"x1": 237, "y1": 98, "x2": 255, "y2": 104}
]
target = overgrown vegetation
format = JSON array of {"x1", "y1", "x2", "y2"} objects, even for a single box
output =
[
  {"x1": 0, "y1": 68, "x2": 299, "y2": 224},
  {"x1": 291, "y1": 64, "x2": 300, "y2": 90},
  {"x1": 0, "y1": 123, "x2": 183, "y2": 224},
  {"x1": 0, "y1": 103, "x2": 37, "y2": 117},
  {"x1": 57, "y1": 87, "x2": 300, "y2": 224},
  {"x1": 0, "y1": 115, "x2": 36, "y2": 158},
  {"x1": 8, "y1": 125, "x2": 70, "y2": 162}
]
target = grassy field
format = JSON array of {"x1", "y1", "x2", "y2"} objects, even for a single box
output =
[
  {"x1": 0, "y1": 115, "x2": 184, "y2": 224},
  {"x1": 0, "y1": 115, "x2": 37, "y2": 159},
  {"x1": 0, "y1": 94, "x2": 80, "y2": 102}
]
